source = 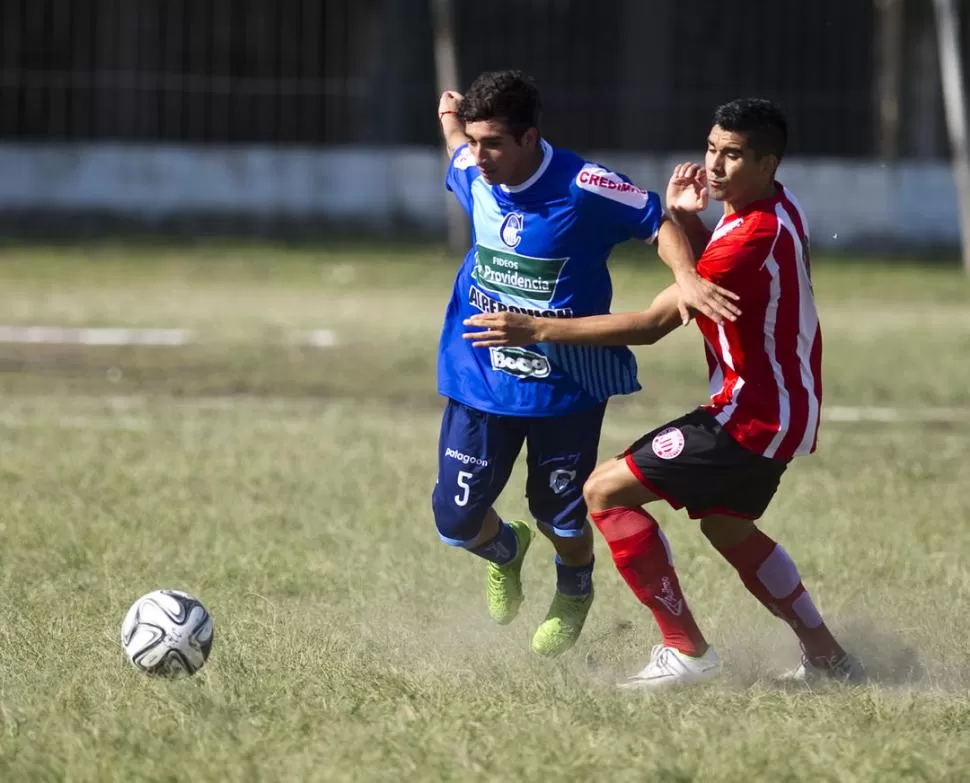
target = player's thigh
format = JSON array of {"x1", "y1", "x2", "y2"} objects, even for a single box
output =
[
  {"x1": 524, "y1": 403, "x2": 606, "y2": 536},
  {"x1": 625, "y1": 407, "x2": 788, "y2": 520},
  {"x1": 431, "y1": 399, "x2": 525, "y2": 543}
]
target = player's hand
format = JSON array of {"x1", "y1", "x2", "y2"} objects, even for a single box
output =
[
  {"x1": 674, "y1": 269, "x2": 741, "y2": 325},
  {"x1": 666, "y1": 162, "x2": 708, "y2": 214},
  {"x1": 462, "y1": 313, "x2": 541, "y2": 347},
  {"x1": 438, "y1": 90, "x2": 463, "y2": 118}
]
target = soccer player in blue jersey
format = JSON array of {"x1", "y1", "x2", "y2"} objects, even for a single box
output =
[{"x1": 433, "y1": 70, "x2": 740, "y2": 656}]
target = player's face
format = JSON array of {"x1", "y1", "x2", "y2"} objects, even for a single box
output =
[
  {"x1": 705, "y1": 125, "x2": 776, "y2": 204},
  {"x1": 463, "y1": 120, "x2": 539, "y2": 186}
]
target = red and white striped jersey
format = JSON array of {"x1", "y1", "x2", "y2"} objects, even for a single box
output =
[{"x1": 695, "y1": 183, "x2": 821, "y2": 460}]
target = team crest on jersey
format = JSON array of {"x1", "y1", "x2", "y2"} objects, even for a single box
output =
[
  {"x1": 652, "y1": 427, "x2": 685, "y2": 460},
  {"x1": 499, "y1": 212, "x2": 524, "y2": 248}
]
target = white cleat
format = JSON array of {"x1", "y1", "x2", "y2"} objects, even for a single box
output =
[
  {"x1": 618, "y1": 644, "x2": 722, "y2": 691},
  {"x1": 779, "y1": 652, "x2": 867, "y2": 685}
]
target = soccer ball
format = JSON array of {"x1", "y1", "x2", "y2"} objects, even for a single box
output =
[{"x1": 121, "y1": 589, "x2": 214, "y2": 676}]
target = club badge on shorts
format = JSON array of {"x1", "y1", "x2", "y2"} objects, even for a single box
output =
[
  {"x1": 549, "y1": 468, "x2": 577, "y2": 495},
  {"x1": 652, "y1": 427, "x2": 685, "y2": 460}
]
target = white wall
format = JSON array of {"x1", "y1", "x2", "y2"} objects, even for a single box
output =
[{"x1": 0, "y1": 143, "x2": 959, "y2": 249}]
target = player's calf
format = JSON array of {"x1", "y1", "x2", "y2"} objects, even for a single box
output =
[
  {"x1": 701, "y1": 517, "x2": 849, "y2": 668},
  {"x1": 584, "y1": 458, "x2": 710, "y2": 657}
]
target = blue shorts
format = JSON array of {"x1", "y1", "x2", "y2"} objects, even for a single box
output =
[{"x1": 432, "y1": 398, "x2": 607, "y2": 545}]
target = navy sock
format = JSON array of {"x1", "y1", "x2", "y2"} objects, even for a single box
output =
[
  {"x1": 555, "y1": 554, "x2": 594, "y2": 596},
  {"x1": 468, "y1": 521, "x2": 518, "y2": 565}
]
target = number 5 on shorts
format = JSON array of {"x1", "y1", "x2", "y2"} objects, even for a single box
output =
[{"x1": 455, "y1": 471, "x2": 473, "y2": 507}]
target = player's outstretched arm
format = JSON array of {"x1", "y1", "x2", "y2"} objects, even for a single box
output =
[
  {"x1": 655, "y1": 220, "x2": 740, "y2": 325},
  {"x1": 438, "y1": 91, "x2": 468, "y2": 157},
  {"x1": 462, "y1": 284, "x2": 686, "y2": 348}
]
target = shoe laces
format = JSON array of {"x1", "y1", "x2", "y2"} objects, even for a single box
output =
[{"x1": 647, "y1": 645, "x2": 675, "y2": 674}]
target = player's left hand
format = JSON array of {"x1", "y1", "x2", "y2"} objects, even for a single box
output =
[
  {"x1": 462, "y1": 313, "x2": 541, "y2": 347},
  {"x1": 675, "y1": 270, "x2": 741, "y2": 325}
]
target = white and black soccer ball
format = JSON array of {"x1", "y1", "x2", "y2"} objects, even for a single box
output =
[{"x1": 121, "y1": 589, "x2": 214, "y2": 676}]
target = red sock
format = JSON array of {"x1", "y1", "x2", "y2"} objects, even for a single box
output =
[
  {"x1": 591, "y1": 506, "x2": 708, "y2": 656},
  {"x1": 715, "y1": 528, "x2": 845, "y2": 665}
]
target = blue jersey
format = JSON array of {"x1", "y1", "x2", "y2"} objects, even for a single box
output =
[{"x1": 438, "y1": 140, "x2": 665, "y2": 417}]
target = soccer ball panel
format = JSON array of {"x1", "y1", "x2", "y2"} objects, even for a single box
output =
[{"x1": 121, "y1": 589, "x2": 214, "y2": 676}]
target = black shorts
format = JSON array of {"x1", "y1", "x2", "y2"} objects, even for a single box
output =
[{"x1": 624, "y1": 408, "x2": 789, "y2": 520}]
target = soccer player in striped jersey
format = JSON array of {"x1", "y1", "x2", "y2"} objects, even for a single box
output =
[
  {"x1": 463, "y1": 98, "x2": 865, "y2": 686},
  {"x1": 433, "y1": 70, "x2": 740, "y2": 658}
]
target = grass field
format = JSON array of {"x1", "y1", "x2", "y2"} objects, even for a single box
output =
[{"x1": 0, "y1": 242, "x2": 969, "y2": 782}]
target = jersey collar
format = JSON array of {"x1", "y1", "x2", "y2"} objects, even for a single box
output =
[{"x1": 500, "y1": 139, "x2": 553, "y2": 194}]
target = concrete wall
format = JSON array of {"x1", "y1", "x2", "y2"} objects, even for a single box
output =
[{"x1": 0, "y1": 143, "x2": 959, "y2": 250}]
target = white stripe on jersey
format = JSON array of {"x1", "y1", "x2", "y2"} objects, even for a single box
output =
[
  {"x1": 712, "y1": 321, "x2": 743, "y2": 427},
  {"x1": 714, "y1": 377, "x2": 745, "y2": 426},
  {"x1": 775, "y1": 201, "x2": 821, "y2": 456},
  {"x1": 705, "y1": 336, "x2": 724, "y2": 400},
  {"x1": 782, "y1": 185, "x2": 811, "y2": 244},
  {"x1": 763, "y1": 251, "x2": 792, "y2": 459},
  {"x1": 717, "y1": 322, "x2": 736, "y2": 371},
  {"x1": 545, "y1": 343, "x2": 638, "y2": 401}
]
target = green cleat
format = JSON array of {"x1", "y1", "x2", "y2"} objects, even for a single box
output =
[
  {"x1": 485, "y1": 520, "x2": 534, "y2": 625},
  {"x1": 531, "y1": 588, "x2": 594, "y2": 657}
]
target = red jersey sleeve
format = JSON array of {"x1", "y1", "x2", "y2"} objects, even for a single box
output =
[{"x1": 696, "y1": 219, "x2": 776, "y2": 290}]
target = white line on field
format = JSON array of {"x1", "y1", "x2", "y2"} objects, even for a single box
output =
[
  {"x1": 302, "y1": 329, "x2": 338, "y2": 348},
  {"x1": 0, "y1": 412, "x2": 151, "y2": 431},
  {"x1": 0, "y1": 398, "x2": 965, "y2": 432},
  {"x1": 824, "y1": 406, "x2": 969, "y2": 423},
  {"x1": 0, "y1": 326, "x2": 192, "y2": 346},
  {"x1": 0, "y1": 325, "x2": 338, "y2": 347}
]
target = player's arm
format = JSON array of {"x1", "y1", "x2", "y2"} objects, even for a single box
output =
[
  {"x1": 655, "y1": 218, "x2": 739, "y2": 325},
  {"x1": 666, "y1": 162, "x2": 713, "y2": 259},
  {"x1": 463, "y1": 284, "x2": 685, "y2": 348},
  {"x1": 669, "y1": 211, "x2": 712, "y2": 261},
  {"x1": 438, "y1": 91, "x2": 468, "y2": 157},
  {"x1": 572, "y1": 164, "x2": 738, "y2": 324}
]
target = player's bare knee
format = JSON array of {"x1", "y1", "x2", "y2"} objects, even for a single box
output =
[{"x1": 583, "y1": 464, "x2": 620, "y2": 513}]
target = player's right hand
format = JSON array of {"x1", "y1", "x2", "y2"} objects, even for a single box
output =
[
  {"x1": 461, "y1": 312, "x2": 540, "y2": 348},
  {"x1": 438, "y1": 90, "x2": 463, "y2": 118},
  {"x1": 666, "y1": 162, "x2": 708, "y2": 214}
]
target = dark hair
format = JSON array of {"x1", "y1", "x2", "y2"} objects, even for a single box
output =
[
  {"x1": 457, "y1": 70, "x2": 541, "y2": 141},
  {"x1": 713, "y1": 98, "x2": 788, "y2": 161}
]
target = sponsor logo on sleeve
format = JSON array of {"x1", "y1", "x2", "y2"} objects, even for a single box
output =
[
  {"x1": 454, "y1": 147, "x2": 476, "y2": 170},
  {"x1": 576, "y1": 165, "x2": 649, "y2": 209}
]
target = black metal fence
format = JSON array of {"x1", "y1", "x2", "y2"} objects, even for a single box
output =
[{"x1": 0, "y1": 0, "x2": 956, "y2": 157}]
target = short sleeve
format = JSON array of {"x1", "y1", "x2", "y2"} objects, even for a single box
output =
[
  {"x1": 572, "y1": 164, "x2": 664, "y2": 243},
  {"x1": 445, "y1": 144, "x2": 479, "y2": 216},
  {"x1": 697, "y1": 223, "x2": 776, "y2": 289}
]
